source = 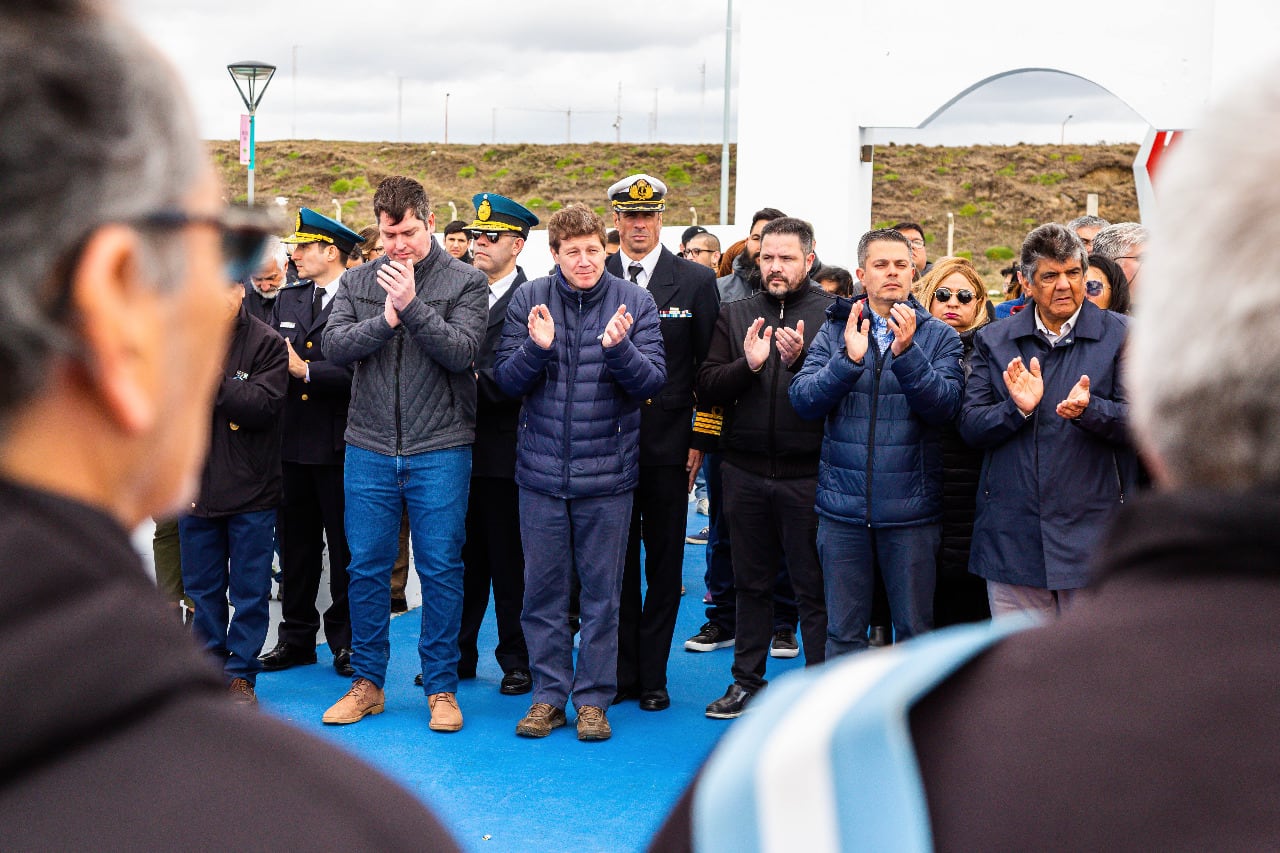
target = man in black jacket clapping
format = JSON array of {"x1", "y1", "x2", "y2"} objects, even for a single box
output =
[{"x1": 696, "y1": 216, "x2": 831, "y2": 720}]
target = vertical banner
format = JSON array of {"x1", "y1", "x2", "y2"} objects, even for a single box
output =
[{"x1": 239, "y1": 114, "x2": 251, "y2": 165}]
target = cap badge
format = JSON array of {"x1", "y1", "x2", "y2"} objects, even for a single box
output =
[
  {"x1": 629, "y1": 180, "x2": 654, "y2": 202},
  {"x1": 478, "y1": 198, "x2": 492, "y2": 221}
]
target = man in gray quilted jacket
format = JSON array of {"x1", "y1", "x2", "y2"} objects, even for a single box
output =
[{"x1": 321, "y1": 176, "x2": 488, "y2": 733}]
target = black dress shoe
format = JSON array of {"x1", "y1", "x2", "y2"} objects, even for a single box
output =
[
  {"x1": 332, "y1": 648, "x2": 354, "y2": 677},
  {"x1": 639, "y1": 688, "x2": 670, "y2": 711},
  {"x1": 705, "y1": 682, "x2": 757, "y2": 719},
  {"x1": 500, "y1": 669, "x2": 532, "y2": 695},
  {"x1": 258, "y1": 642, "x2": 317, "y2": 672},
  {"x1": 414, "y1": 672, "x2": 423, "y2": 686},
  {"x1": 611, "y1": 685, "x2": 641, "y2": 705}
]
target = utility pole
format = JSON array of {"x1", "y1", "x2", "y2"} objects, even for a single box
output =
[
  {"x1": 649, "y1": 88, "x2": 658, "y2": 141},
  {"x1": 613, "y1": 81, "x2": 622, "y2": 143},
  {"x1": 566, "y1": 108, "x2": 572, "y2": 144},
  {"x1": 492, "y1": 107, "x2": 497, "y2": 143},
  {"x1": 397, "y1": 76, "x2": 403, "y2": 142},
  {"x1": 719, "y1": 0, "x2": 733, "y2": 224},
  {"x1": 291, "y1": 45, "x2": 297, "y2": 139},
  {"x1": 445, "y1": 92, "x2": 450, "y2": 144},
  {"x1": 699, "y1": 61, "x2": 707, "y2": 141}
]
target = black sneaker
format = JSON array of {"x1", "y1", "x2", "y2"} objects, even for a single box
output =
[
  {"x1": 685, "y1": 526, "x2": 709, "y2": 545},
  {"x1": 684, "y1": 621, "x2": 734, "y2": 652},
  {"x1": 769, "y1": 627, "x2": 799, "y2": 659},
  {"x1": 705, "y1": 682, "x2": 756, "y2": 719}
]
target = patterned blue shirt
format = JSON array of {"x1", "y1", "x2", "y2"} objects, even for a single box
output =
[{"x1": 867, "y1": 306, "x2": 895, "y2": 354}]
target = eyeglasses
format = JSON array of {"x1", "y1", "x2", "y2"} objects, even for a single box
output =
[
  {"x1": 1116, "y1": 254, "x2": 1144, "y2": 267},
  {"x1": 133, "y1": 207, "x2": 276, "y2": 283},
  {"x1": 44, "y1": 205, "x2": 275, "y2": 320},
  {"x1": 684, "y1": 248, "x2": 716, "y2": 257},
  {"x1": 906, "y1": 238, "x2": 926, "y2": 249},
  {"x1": 934, "y1": 287, "x2": 975, "y2": 304},
  {"x1": 1085, "y1": 279, "x2": 1106, "y2": 297}
]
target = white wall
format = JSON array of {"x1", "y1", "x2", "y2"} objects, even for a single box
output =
[{"x1": 734, "y1": 0, "x2": 1279, "y2": 266}]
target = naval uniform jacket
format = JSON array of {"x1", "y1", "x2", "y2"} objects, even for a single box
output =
[
  {"x1": 271, "y1": 278, "x2": 353, "y2": 467},
  {"x1": 607, "y1": 247, "x2": 720, "y2": 464},
  {"x1": 473, "y1": 267, "x2": 528, "y2": 479}
]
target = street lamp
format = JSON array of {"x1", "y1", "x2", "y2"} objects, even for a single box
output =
[
  {"x1": 1060, "y1": 113, "x2": 1073, "y2": 145},
  {"x1": 227, "y1": 60, "x2": 277, "y2": 205}
]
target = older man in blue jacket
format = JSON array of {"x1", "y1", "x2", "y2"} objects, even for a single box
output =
[
  {"x1": 960, "y1": 223, "x2": 1135, "y2": 616},
  {"x1": 791, "y1": 229, "x2": 963, "y2": 658},
  {"x1": 495, "y1": 204, "x2": 666, "y2": 742}
]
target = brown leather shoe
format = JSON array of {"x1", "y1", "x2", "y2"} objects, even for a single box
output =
[
  {"x1": 322, "y1": 677, "x2": 385, "y2": 725},
  {"x1": 228, "y1": 678, "x2": 257, "y2": 707},
  {"x1": 516, "y1": 703, "x2": 567, "y2": 738},
  {"x1": 428, "y1": 692, "x2": 463, "y2": 732},
  {"x1": 576, "y1": 705, "x2": 611, "y2": 741}
]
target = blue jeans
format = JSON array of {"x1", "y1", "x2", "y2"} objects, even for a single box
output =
[
  {"x1": 817, "y1": 517, "x2": 939, "y2": 658},
  {"x1": 344, "y1": 444, "x2": 471, "y2": 692},
  {"x1": 178, "y1": 510, "x2": 276, "y2": 684}
]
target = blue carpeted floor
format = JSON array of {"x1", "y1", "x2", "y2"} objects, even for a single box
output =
[{"x1": 255, "y1": 502, "x2": 806, "y2": 852}]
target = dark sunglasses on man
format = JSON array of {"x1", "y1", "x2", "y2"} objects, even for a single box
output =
[
  {"x1": 467, "y1": 230, "x2": 512, "y2": 244},
  {"x1": 933, "y1": 287, "x2": 975, "y2": 305}
]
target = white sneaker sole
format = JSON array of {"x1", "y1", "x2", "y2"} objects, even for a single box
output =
[
  {"x1": 685, "y1": 638, "x2": 735, "y2": 652},
  {"x1": 769, "y1": 645, "x2": 800, "y2": 659}
]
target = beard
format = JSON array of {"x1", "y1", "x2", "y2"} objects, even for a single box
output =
[{"x1": 764, "y1": 270, "x2": 805, "y2": 298}]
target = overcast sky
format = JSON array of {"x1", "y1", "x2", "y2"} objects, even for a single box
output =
[{"x1": 120, "y1": 0, "x2": 1147, "y2": 147}]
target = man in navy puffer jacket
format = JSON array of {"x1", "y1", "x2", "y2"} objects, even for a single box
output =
[
  {"x1": 791, "y1": 229, "x2": 963, "y2": 658},
  {"x1": 494, "y1": 205, "x2": 666, "y2": 742}
]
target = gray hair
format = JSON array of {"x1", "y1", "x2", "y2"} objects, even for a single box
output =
[
  {"x1": 1130, "y1": 64, "x2": 1280, "y2": 488},
  {"x1": 1067, "y1": 214, "x2": 1110, "y2": 231},
  {"x1": 0, "y1": 0, "x2": 204, "y2": 419},
  {"x1": 1019, "y1": 223, "x2": 1088, "y2": 284},
  {"x1": 1090, "y1": 222, "x2": 1148, "y2": 261},
  {"x1": 263, "y1": 235, "x2": 289, "y2": 271}
]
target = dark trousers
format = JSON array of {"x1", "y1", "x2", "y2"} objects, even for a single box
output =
[
  {"x1": 521, "y1": 489, "x2": 632, "y2": 711},
  {"x1": 817, "y1": 517, "x2": 939, "y2": 658},
  {"x1": 277, "y1": 461, "x2": 350, "y2": 654},
  {"x1": 702, "y1": 453, "x2": 799, "y2": 633},
  {"x1": 151, "y1": 517, "x2": 189, "y2": 610},
  {"x1": 459, "y1": 476, "x2": 528, "y2": 677},
  {"x1": 721, "y1": 463, "x2": 827, "y2": 692},
  {"x1": 179, "y1": 509, "x2": 276, "y2": 684},
  {"x1": 617, "y1": 464, "x2": 687, "y2": 691}
]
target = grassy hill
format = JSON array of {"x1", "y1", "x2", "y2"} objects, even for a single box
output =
[{"x1": 209, "y1": 140, "x2": 1139, "y2": 289}]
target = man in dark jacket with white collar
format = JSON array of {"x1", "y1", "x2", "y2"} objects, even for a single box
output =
[
  {"x1": 259, "y1": 208, "x2": 361, "y2": 677},
  {"x1": 697, "y1": 217, "x2": 832, "y2": 720},
  {"x1": 321, "y1": 176, "x2": 488, "y2": 733},
  {"x1": 496, "y1": 205, "x2": 666, "y2": 741},
  {"x1": 791, "y1": 229, "x2": 963, "y2": 658}
]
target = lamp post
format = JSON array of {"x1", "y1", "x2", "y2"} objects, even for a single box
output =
[
  {"x1": 227, "y1": 60, "x2": 277, "y2": 206},
  {"x1": 1060, "y1": 113, "x2": 1073, "y2": 145}
]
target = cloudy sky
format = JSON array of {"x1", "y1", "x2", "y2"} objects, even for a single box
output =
[{"x1": 120, "y1": 0, "x2": 1147, "y2": 147}]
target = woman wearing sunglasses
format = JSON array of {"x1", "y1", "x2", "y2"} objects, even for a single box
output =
[
  {"x1": 917, "y1": 257, "x2": 992, "y2": 627},
  {"x1": 1084, "y1": 253, "x2": 1132, "y2": 315}
]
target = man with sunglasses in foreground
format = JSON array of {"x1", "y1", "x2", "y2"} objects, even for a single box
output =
[{"x1": 0, "y1": 1, "x2": 459, "y2": 846}]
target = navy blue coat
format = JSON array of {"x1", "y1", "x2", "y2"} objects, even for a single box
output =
[
  {"x1": 493, "y1": 270, "x2": 666, "y2": 499},
  {"x1": 790, "y1": 296, "x2": 963, "y2": 527},
  {"x1": 959, "y1": 299, "x2": 1135, "y2": 589}
]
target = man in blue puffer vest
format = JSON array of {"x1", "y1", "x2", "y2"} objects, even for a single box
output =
[
  {"x1": 790, "y1": 228, "x2": 963, "y2": 658},
  {"x1": 494, "y1": 204, "x2": 666, "y2": 742}
]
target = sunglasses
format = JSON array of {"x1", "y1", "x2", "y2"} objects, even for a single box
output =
[
  {"x1": 934, "y1": 287, "x2": 975, "y2": 304},
  {"x1": 467, "y1": 230, "x2": 514, "y2": 244},
  {"x1": 1085, "y1": 279, "x2": 1106, "y2": 297}
]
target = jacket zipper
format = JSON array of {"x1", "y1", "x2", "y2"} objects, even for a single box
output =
[
  {"x1": 865, "y1": 323, "x2": 884, "y2": 527},
  {"x1": 767, "y1": 294, "x2": 784, "y2": 478},
  {"x1": 1113, "y1": 452, "x2": 1126, "y2": 504},
  {"x1": 562, "y1": 290, "x2": 582, "y2": 495},
  {"x1": 394, "y1": 333, "x2": 404, "y2": 455}
]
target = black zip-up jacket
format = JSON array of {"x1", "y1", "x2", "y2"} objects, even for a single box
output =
[
  {"x1": 696, "y1": 283, "x2": 833, "y2": 478},
  {"x1": 188, "y1": 305, "x2": 288, "y2": 517}
]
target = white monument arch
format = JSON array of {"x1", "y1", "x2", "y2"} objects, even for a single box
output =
[{"x1": 733, "y1": 0, "x2": 1280, "y2": 265}]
